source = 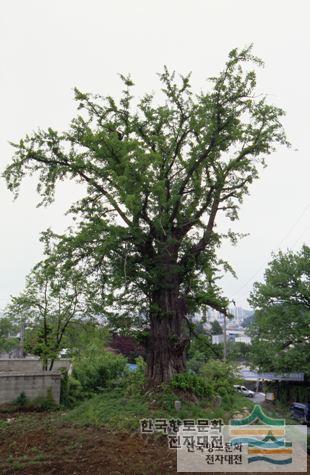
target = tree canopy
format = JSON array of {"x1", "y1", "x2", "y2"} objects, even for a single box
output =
[{"x1": 248, "y1": 245, "x2": 310, "y2": 373}]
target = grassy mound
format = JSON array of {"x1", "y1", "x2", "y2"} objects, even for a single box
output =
[{"x1": 66, "y1": 386, "x2": 253, "y2": 432}]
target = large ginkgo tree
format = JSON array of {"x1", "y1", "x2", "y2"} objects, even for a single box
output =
[{"x1": 4, "y1": 47, "x2": 288, "y2": 384}]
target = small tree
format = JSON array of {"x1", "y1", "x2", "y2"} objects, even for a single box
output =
[
  {"x1": 0, "y1": 316, "x2": 19, "y2": 353},
  {"x1": 4, "y1": 46, "x2": 288, "y2": 384},
  {"x1": 5, "y1": 261, "x2": 96, "y2": 370},
  {"x1": 110, "y1": 335, "x2": 144, "y2": 362},
  {"x1": 248, "y1": 245, "x2": 310, "y2": 373}
]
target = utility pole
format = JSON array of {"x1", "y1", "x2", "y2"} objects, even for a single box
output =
[
  {"x1": 223, "y1": 312, "x2": 227, "y2": 361},
  {"x1": 19, "y1": 321, "x2": 25, "y2": 358}
]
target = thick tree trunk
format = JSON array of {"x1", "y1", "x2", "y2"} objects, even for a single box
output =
[{"x1": 146, "y1": 287, "x2": 189, "y2": 385}]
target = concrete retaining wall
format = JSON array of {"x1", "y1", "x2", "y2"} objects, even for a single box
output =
[
  {"x1": 0, "y1": 372, "x2": 61, "y2": 404},
  {"x1": 0, "y1": 359, "x2": 71, "y2": 373}
]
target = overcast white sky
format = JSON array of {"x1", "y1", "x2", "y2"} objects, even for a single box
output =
[{"x1": 1, "y1": 0, "x2": 309, "y2": 310}]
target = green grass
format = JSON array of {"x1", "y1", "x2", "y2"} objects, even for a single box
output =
[
  {"x1": 0, "y1": 419, "x2": 9, "y2": 429},
  {"x1": 67, "y1": 389, "x2": 149, "y2": 430},
  {"x1": 66, "y1": 387, "x2": 254, "y2": 432}
]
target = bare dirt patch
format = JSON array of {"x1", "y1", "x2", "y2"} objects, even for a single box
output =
[
  {"x1": 0, "y1": 412, "x2": 177, "y2": 474},
  {"x1": 0, "y1": 412, "x2": 307, "y2": 475}
]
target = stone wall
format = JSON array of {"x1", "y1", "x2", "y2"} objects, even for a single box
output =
[
  {"x1": 0, "y1": 372, "x2": 61, "y2": 404},
  {"x1": 0, "y1": 359, "x2": 71, "y2": 373}
]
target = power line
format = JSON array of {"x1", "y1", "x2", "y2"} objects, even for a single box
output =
[
  {"x1": 232, "y1": 202, "x2": 310, "y2": 298},
  {"x1": 276, "y1": 203, "x2": 310, "y2": 248},
  {"x1": 289, "y1": 224, "x2": 310, "y2": 249}
]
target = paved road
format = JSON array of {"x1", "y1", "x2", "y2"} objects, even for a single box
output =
[{"x1": 253, "y1": 392, "x2": 265, "y2": 404}]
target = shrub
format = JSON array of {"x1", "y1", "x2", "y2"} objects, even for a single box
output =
[
  {"x1": 170, "y1": 373, "x2": 213, "y2": 398},
  {"x1": 13, "y1": 392, "x2": 27, "y2": 407},
  {"x1": 124, "y1": 356, "x2": 146, "y2": 396},
  {"x1": 199, "y1": 359, "x2": 239, "y2": 400},
  {"x1": 67, "y1": 376, "x2": 84, "y2": 401},
  {"x1": 187, "y1": 350, "x2": 208, "y2": 374},
  {"x1": 60, "y1": 369, "x2": 84, "y2": 407},
  {"x1": 73, "y1": 350, "x2": 128, "y2": 393},
  {"x1": 28, "y1": 388, "x2": 58, "y2": 411},
  {"x1": 12, "y1": 389, "x2": 58, "y2": 411}
]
